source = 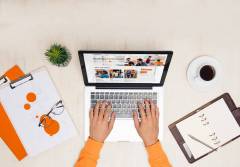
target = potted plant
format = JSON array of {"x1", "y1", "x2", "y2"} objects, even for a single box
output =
[{"x1": 45, "y1": 43, "x2": 71, "y2": 67}]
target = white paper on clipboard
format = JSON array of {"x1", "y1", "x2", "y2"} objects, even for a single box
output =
[{"x1": 0, "y1": 67, "x2": 77, "y2": 156}]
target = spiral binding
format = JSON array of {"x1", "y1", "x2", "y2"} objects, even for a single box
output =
[{"x1": 198, "y1": 113, "x2": 221, "y2": 145}]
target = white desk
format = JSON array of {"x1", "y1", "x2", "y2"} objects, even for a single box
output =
[{"x1": 0, "y1": 1, "x2": 240, "y2": 167}]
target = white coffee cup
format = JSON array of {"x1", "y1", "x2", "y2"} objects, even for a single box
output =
[
  {"x1": 187, "y1": 56, "x2": 221, "y2": 91},
  {"x1": 194, "y1": 64, "x2": 216, "y2": 82}
]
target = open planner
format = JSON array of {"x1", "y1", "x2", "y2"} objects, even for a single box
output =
[
  {"x1": 169, "y1": 93, "x2": 240, "y2": 163},
  {"x1": 0, "y1": 66, "x2": 77, "y2": 160}
]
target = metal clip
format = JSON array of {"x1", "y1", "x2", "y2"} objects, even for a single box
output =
[
  {"x1": 10, "y1": 74, "x2": 33, "y2": 89},
  {"x1": 0, "y1": 76, "x2": 8, "y2": 85}
]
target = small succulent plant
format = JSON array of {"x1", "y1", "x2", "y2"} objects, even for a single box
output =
[{"x1": 45, "y1": 43, "x2": 71, "y2": 67}]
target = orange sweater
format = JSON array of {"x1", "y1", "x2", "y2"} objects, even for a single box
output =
[{"x1": 75, "y1": 138, "x2": 171, "y2": 167}]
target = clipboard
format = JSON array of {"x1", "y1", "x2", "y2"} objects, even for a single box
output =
[
  {"x1": 0, "y1": 66, "x2": 77, "y2": 160},
  {"x1": 169, "y1": 93, "x2": 240, "y2": 163}
]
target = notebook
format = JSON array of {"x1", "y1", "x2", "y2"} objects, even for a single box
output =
[
  {"x1": 0, "y1": 66, "x2": 77, "y2": 159},
  {"x1": 169, "y1": 93, "x2": 240, "y2": 163}
]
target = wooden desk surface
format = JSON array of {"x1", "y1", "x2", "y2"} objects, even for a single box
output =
[{"x1": 0, "y1": 1, "x2": 240, "y2": 167}]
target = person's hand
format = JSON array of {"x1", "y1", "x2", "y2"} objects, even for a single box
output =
[
  {"x1": 89, "y1": 101, "x2": 116, "y2": 142},
  {"x1": 133, "y1": 100, "x2": 159, "y2": 146}
]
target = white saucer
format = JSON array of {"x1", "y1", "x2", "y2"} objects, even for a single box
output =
[{"x1": 187, "y1": 56, "x2": 222, "y2": 91}]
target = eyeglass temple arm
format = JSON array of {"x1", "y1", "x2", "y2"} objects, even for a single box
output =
[
  {"x1": 38, "y1": 108, "x2": 53, "y2": 126},
  {"x1": 38, "y1": 100, "x2": 63, "y2": 126}
]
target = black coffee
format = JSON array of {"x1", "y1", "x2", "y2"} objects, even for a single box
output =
[{"x1": 200, "y1": 65, "x2": 215, "y2": 81}]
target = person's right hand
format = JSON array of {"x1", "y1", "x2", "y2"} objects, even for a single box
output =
[{"x1": 133, "y1": 100, "x2": 159, "y2": 146}]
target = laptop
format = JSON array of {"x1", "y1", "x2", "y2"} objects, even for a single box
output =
[{"x1": 78, "y1": 51, "x2": 173, "y2": 142}]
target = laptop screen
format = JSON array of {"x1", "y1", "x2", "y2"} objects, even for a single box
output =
[{"x1": 82, "y1": 53, "x2": 170, "y2": 84}]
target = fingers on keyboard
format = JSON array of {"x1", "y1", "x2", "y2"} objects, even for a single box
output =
[{"x1": 90, "y1": 92, "x2": 158, "y2": 118}]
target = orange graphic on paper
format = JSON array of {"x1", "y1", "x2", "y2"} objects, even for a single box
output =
[
  {"x1": 0, "y1": 65, "x2": 27, "y2": 160},
  {"x1": 23, "y1": 92, "x2": 36, "y2": 110},
  {"x1": 23, "y1": 92, "x2": 60, "y2": 136},
  {"x1": 26, "y1": 92, "x2": 36, "y2": 102},
  {"x1": 24, "y1": 104, "x2": 31, "y2": 110},
  {"x1": 40, "y1": 115, "x2": 60, "y2": 136},
  {"x1": 0, "y1": 103, "x2": 27, "y2": 160}
]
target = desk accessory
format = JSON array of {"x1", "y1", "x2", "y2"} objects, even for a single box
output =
[
  {"x1": 45, "y1": 43, "x2": 71, "y2": 67},
  {"x1": 188, "y1": 134, "x2": 215, "y2": 150},
  {"x1": 169, "y1": 93, "x2": 240, "y2": 163},
  {"x1": 187, "y1": 56, "x2": 222, "y2": 91},
  {"x1": 0, "y1": 66, "x2": 77, "y2": 160}
]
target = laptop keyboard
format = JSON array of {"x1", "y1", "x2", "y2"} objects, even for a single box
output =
[{"x1": 90, "y1": 92, "x2": 158, "y2": 118}]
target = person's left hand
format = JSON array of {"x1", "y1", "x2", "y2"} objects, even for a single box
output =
[{"x1": 89, "y1": 101, "x2": 116, "y2": 142}]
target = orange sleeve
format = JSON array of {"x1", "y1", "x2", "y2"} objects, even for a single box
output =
[
  {"x1": 75, "y1": 138, "x2": 103, "y2": 167},
  {"x1": 146, "y1": 141, "x2": 172, "y2": 167}
]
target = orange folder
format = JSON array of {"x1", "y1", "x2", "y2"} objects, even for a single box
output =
[{"x1": 0, "y1": 65, "x2": 27, "y2": 160}]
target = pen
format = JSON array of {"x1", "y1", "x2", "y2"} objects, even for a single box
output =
[{"x1": 188, "y1": 134, "x2": 215, "y2": 150}]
